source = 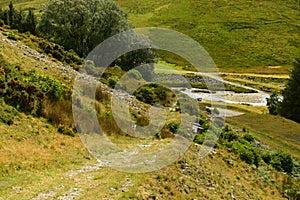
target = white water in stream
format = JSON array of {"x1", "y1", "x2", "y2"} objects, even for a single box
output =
[{"x1": 174, "y1": 88, "x2": 270, "y2": 106}]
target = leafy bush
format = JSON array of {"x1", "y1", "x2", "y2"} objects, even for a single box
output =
[
  {"x1": 220, "y1": 130, "x2": 239, "y2": 142},
  {"x1": 108, "y1": 75, "x2": 119, "y2": 88},
  {"x1": 243, "y1": 133, "x2": 255, "y2": 143},
  {"x1": 239, "y1": 147, "x2": 255, "y2": 165},
  {"x1": 0, "y1": 101, "x2": 18, "y2": 125},
  {"x1": 134, "y1": 87, "x2": 156, "y2": 105},
  {"x1": 24, "y1": 70, "x2": 64, "y2": 100},
  {"x1": 7, "y1": 32, "x2": 18, "y2": 40},
  {"x1": 127, "y1": 69, "x2": 143, "y2": 80},
  {"x1": 155, "y1": 132, "x2": 162, "y2": 140},
  {"x1": 0, "y1": 56, "x2": 65, "y2": 116},
  {"x1": 58, "y1": 124, "x2": 75, "y2": 137},
  {"x1": 262, "y1": 151, "x2": 272, "y2": 164},
  {"x1": 167, "y1": 122, "x2": 179, "y2": 133},
  {"x1": 270, "y1": 151, "x2": 293, "y2": 173},
  {"x1": 193, "y1": 134, "x2": 205, "y2": 144}
]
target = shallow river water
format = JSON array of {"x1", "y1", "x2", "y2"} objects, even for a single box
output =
[{"x1": 173, "y1": 88, "x2": 270, "y2": 106}]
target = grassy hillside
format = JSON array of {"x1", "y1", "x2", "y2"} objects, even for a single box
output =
[
  {"x1": 116, "y1": 0, "x2": 300, "y2": 70},
  {"x1": 0, "y1": 0, "x2": 48, "y2": 9},
  {"x1": 227, "y1": 113, "x2": 300, "y2": 160},
  {"x1": 1, "y1": 0, "x2": 299, "y2": 71}
]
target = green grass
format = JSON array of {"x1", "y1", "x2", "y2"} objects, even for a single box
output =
[
  {"x1": 115, "y1": 0, "x2": 300, "y2": 70},
  {"x1": 221, "y1": 75, "x2": 287, "y2": 93},
  {"x1": 0, "y1": 0, "x2": 48, "y2": 9},
  {"x1": 2, "y1": 0, "x2": 299, "y2": 72},
  {"x1": 227, "y1": 113, "x2": 300, "y2": 160}
]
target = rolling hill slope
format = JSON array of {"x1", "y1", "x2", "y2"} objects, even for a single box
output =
[
  {"x1": 115, "y1": 0, "x2": 300, "y2": 69},
  {"x1": 1, "y1": 0, "x2": 299, "y2": 70}
]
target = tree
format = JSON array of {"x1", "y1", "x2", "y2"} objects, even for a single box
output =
[
  {"x1": 8, "y1": 1, "x2": 14, "y2": 27},
  {"x1": 25, "y1": 9, "x2": 36, "y2": 34},
  {"x1": 38, "y1": 0, "x2": 156, "y2": 76},
  {"x1": 37, "y1": 0, "x2": 131, "y2": 57},
  {"x1": 267, "y1": 91, "x2": 280, "y2": 115},
  {"x1": 280, "y1": 59, "x2": 300, "y2": 122}
]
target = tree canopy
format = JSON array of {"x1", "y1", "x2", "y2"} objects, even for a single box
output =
[
  {"x1": 280, "y1": 59, "x2": 300, "y2": 122},
  {"x1": 37, "y1": 0, "x2": 157, "y2": 78},
  {"x1": 37, "y1": 0, "x2": 131, "y2": 57}
]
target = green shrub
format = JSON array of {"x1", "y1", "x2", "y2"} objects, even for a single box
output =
[
  {"x1": 155, "y1": 132, "x2": 162, "y2": 139},
  {"x1": 108, "y1": 76, "x2": 119, "y2": 88},
  {"x1": 271, "y1": 151, "x2": 293, "y2": 173},
  {"x1": 239, "y1": 146, "x2": 255, "y2": 165},
  {"x1": 221, "y1": 130, "x2": 239, "y2": 142},
  {"x1": 193, "y1": 134, "x2": 205, "y2": 144},
  {"x1": 135, "y1": 87, "x2": 155, "y2": 105},
  {"x1": 222, "y1": 125, "x2": 231, "y2": 132},
  {"x1": 58, "y1": 124, "x2": 75, "y2": 137},
  {"x1": 243, "y1": 133, "x2": 255, "y2": 143},
  {"x1": 167, "y1": 122, "x2": 179, "y2": 133},
  {"x1": 262, "y1": 151, "x2": 272, "y2": 165},
  {"x1": 0, "y1": 102, "x2": 18, "y2": 125},
  {"x1": 127, "y1": 69, "x2": 143, "y2": 80},
  {"x1": 0, "y1": 19, "x2": 4, "y2": 27},
  {"x1": 24, "y1": 70, "x2": 64, "y2": 100}
]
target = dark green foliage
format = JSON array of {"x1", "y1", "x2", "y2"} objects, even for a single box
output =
[
  {"x1": 0, "y1": 2, "x2": 37, "y2": 34},
  {"x1": 108, "y1": 76, "x2": 119, "y2": 88},
  {"x1": 280, "y1": 59, "x2": 300, "y2": 122},
  {"x1": 0, "y1": 54, "x2": 65, "y2": 116},
  {"x1": 134, "y1": 84, "x2": 175, "y2": 106},
  {"x1": 220, "y1": 129, "x2": 239, "y2": 142},
  {"x1": 167, "y1": 122, "x2": 179, "y2": 133},
  {"x1": 8, "y1": 1, "x2": 14, "y2": 27},
  {"x1": 5, "y1": 77, "x2": 45, "y2": 115},
  {"x1": 219, "y1": 125, "x2": 294, "y2": 171},
  {"x1": 267, "y1": 91, "x2": 280, "y2": 115},
  {"x1": 135, "y1": 87, "x2": 155, "y2": 105},
  {"x1": 242, "y1": 133, "x2": 255, "y2": 143},
  {"x1": 0, "y1": 100, "x2": 18, "y2": 125},
  {"x1": 24, "y1": 9, "x2": 36, "y2": 34},
  {"x1": 36, "y1": 38, "x2": 82, "y2": 66},
  {"x1": 7, "y1": 32, "x2": 18, "y2": 40},
  {"x1": 262, "y1": 151, "x2": 273, "y2": 164},
  {"x1": 238, "y1": 146, "x2": 255, "y2": 165},
  {"x1": 270, "y1": 151, "x2": 293, "y2": 173},
  {"x1": 58, "y1": 124, "x2": 75, "y2": 137},
  {"x1": 196, "y1": 117, "x2": 210, "y2": 131},
  {"x1": 37, "y1": 0, "x2": 157, "y2": 73},
  {"x1": 24, "y1": 70, "x2": 64, "y2": 100},
  {"x1": 193, "y1": 134, "x2": 205, "y2": 144},
  {"x1": 38, "y1": 0, "x2": 130, "y2": 57},
  {"x1": 155, "y1": 132, "x2": 162, "y2": 139}
]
